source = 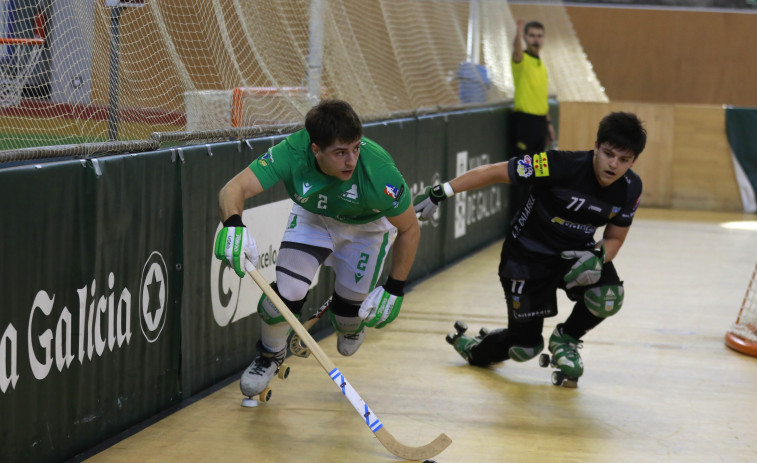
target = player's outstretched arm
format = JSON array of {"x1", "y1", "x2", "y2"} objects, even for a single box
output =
[
  {"x1": 414, "y1": 161, "x2": 510, "y2": 221},
  {"x1": 449, "y1": 161, "x2": 510, "y2": 193}
]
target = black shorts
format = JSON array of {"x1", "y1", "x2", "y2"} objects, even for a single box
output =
[{"x1": 498, "y1": 252, "x2": 621, "y2": 323}]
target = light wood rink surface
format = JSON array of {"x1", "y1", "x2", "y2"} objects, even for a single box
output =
[{"x1": 85, "y1": 208, "x2": 757, "y2": 463}]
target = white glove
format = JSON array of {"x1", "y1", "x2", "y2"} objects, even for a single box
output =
[
  {"x1": 214, "y1": 216, "x2": 258, "y2": 277},
  {"x1": 413, "y1": 183, "x2": 453, "y2": 221},
  {"x1": 561, "y1": 246, "x2": 604, "y2": 289},
  {"x1": 358, "y1": 285, "x2": 404, "y2": 329}
]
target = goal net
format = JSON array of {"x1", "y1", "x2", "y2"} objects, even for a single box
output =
[
  {"x1": 0, "y1": 0, "x2": 606, "y2": 157},
  {"x1": 725, "y1": 263, "x2": 757, "y2": 357}
]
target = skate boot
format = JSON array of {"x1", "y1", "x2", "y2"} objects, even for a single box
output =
[
  {"x1": 330, "y1": 311, "x2": 366, "y2": 357},
  {"x1": 544, "y1": 324, "x2": 583, "y2": 387},
  {"x1": 337, "y1": 327, "x2": 366, "y2": 356},
  {"x1": 445, "y1": 321, "x2": 481, "y2": 365},
  {"x1": 240, "y1": 341, "x2": 288, "y2": 402}
]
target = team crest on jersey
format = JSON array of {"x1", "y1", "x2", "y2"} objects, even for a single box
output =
[
  {"x1": 633, "y1": 194, "x2": 641, "y2": 211},
  {"x1": 609, "y1": 206, "x2": 621, "y2": 219},
  {"x1": 516, "y1": 155, "x2": 534, "y2": 178},
  {"x1": 533, "y1": 152, "x2": 549, "y2": 177},
  {"x1": 384, "y1": 184, "x2": 404, "y2": 199},
  {"x1": 257, "y1": 149, "x2": 274, "y2": 167},
  {"x1": 384, "y1": 184, "x2": 404, "y2": 207}
]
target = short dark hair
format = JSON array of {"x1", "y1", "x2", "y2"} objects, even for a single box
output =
[
  {"x1": 305, "y1": 99, "x2": 363, "y2": 149},
  {"x1": 525, "y1": 21, "x2": 545, "y2": 34},
  {"x1": 596, "y1": 112, "x2": 647, "y2": 158}
]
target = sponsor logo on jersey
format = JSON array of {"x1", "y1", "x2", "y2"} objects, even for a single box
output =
[
  {"x1": 257, "y1": 149, "x2": 274, "y2": 167},
  {"x1": 633, "y1": 194, "x2": 641, "y2": 211},
  {"x1": 533, "y1": 152, "x2": 549, "y2": 177},
  {"x1": 609, "y1": 206, "x2": 621, "y2": 219},
  {"x1": 302, "y1": 182, "x2": 313, "y2": 195},
  {"x1": 516, "y1": 155, "x2": 534, "y2": 178},
  {"x1": 551, "y1": 216, "x2": 596, "y2": 234},
  {"x1": 339, "y1": 184, "x2": 359, "y2": 203},
  {"x1": 293, "y1": 192, "x2": 309, "y2": 204}
]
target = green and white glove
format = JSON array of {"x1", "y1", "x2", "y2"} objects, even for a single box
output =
[
  {"x1": 214, "y1": 214, "x2": 259, "y2": 277},
  {"x1": 413, "y1": 183, "x2": 454, "y2": 221},
  {"x1": 358, "y1": 277, "x2": 405, "y2": 329},
  {"x1": 561, "y1": 245, "x2": 605, "y2": 289}
]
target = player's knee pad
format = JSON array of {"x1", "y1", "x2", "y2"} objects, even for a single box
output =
[
  {"x1": 257, "y1": 282, "x2": 307, "y2": 325},
  {"x1": 508, "y1": 339, "x2": 545, "y2": 362},
  {"x1": 327, "y1": 293, "x2": 363, "y2": 334},
  {"x1": 584, "y1": 284, "x2": 624, "y2": 318}
]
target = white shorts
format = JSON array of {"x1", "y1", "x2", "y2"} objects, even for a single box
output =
[{"x1": 282, "y1": 204, "x2": 397, "y2": 297}]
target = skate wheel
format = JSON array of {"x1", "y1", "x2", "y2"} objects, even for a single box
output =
[
  {"x1": 278, "y1": 364, "x2": 291, "y2": 380},
  {"x1": 258, "y1": 388, "x2": 272, "y2": 403},
  {"x1": 538, "y1": 353, "x2": 550, "y2": 368},
  {"x1": 241, "y1": 398, "x2": 259, "y2": 408},
  {"x1": 453, "y1": 320, "x2": 468, "y2": 333},
  {"x1": 551, "y1": 371, "x2": 564, "y2": 386},
  {"x1": 562, "y1": 378, "x2": 578, "y2": 389},
  {"x1": 445, "y1": 333, "x2": 456, "y2": 345},
  {"x1": 478, "y1": 327, "x2": 489, "y2": 339}
]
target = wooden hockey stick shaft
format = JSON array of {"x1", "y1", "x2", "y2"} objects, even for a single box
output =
[{"x1": 248, "y1": 268, "x2": 452, "y2": 461}]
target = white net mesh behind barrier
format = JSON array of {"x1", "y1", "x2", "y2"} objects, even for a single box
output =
[
  {"x1": 728, "y1": 263, "x2": 757, "y2": 344},
  {"x1": 0, "y1": 0, "x2": 607, "y2": 156}
]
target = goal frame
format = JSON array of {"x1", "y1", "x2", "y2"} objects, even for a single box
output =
[{"x1": 725, "y1": 263, "x2": 757, "y2": 357}]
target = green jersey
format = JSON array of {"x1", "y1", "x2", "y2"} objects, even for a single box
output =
[{"x1": 249, "y1": 129, "x2": 410, "y2": 224}]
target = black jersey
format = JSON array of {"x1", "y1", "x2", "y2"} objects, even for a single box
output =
[{"x1": 505, "y1": 150, "x2": 642, "y2": 259}]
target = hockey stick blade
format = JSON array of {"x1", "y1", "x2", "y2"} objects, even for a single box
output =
[{"x1": 247, "y1": 268, "x2": 451, "y2": 461}]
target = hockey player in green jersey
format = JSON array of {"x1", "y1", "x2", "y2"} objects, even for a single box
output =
[{"x1": 214, "y1": 99, "x2": 420, "y2": 400}]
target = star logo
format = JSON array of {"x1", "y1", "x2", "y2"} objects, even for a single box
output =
[{"x1": 140, "y1": 251, "x2": 168, "y2": 343}]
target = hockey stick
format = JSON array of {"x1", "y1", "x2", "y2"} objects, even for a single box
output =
[{"x1": 248, "y1": 268, "x2": 452, "y2": 461}]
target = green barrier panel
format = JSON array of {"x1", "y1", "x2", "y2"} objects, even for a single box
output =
[
  {"x1": 443, "y1": 107, "x2": 511, "y2": 263},
  {"x1": 0, "y1": 153, "x2": 183, "y2": 463}
]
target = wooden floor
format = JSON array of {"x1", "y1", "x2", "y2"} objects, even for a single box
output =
[{"x1": 84, "y1": 208, "x2": 757, "y2": 463}]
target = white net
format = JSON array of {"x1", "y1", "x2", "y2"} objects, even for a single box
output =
[
  {"x1": 727, "y1": 263, "x2": 757, "y2": 345},
  {"x1": 0, "y1": 0, "x2": 607, "y2": 155}
]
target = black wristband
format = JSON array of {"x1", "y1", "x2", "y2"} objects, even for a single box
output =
[
  {"x1": 429, "y1": 184, "x2": 447, "y2": 205},
  {"x1": 222, "y1": 214, "x2": 244, "y2": 227},
  {"x1": 383, "y1": 276, "x2": 406, "y2": 297}
]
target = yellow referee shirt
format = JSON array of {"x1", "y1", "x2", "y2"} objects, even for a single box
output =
[{"x1": 511, "y1": 51, "x2": 548, "y2": 116}]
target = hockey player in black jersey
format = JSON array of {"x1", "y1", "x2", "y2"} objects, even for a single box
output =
[{"x1": 414, "y1": 112, "x2": 646, "y2": 387}]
